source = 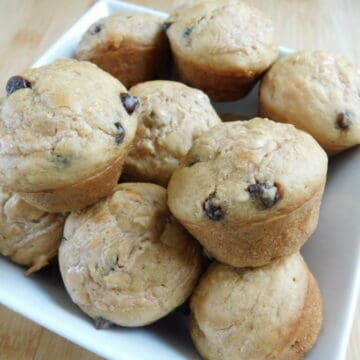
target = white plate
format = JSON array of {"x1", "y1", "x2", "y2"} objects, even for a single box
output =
[{"x1": 1, "y1": 1, "x2": 359, "y2": 359}]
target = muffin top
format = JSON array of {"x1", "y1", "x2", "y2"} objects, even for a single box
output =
[
  {"x1": 168, "y1": 118, "x2": 327, "y2": 224},
  {"x1": 260, "y1": 50, "x2": 360, "y2": 154},
  {"x1": 76, "y1": 12, "x2": 167, "y2": 59},
  {"x1": 0, "y1": 58, "x2": 138, "y2": 192},
  {"x1": 0, "y1": 186, "x2": 65, "y2": 273},
  {"x1": 60, "y1": 183, "x2": 202, "y2": 326},
  {"x1": 190, "y1": 253, "x2": 311, "y2": 360},
  {"x1": 124, "y1": 80, "x2": 221, "y2": 186},
  {"x1": 166, "y1": 0, "x2": 278, "y2": 72}
]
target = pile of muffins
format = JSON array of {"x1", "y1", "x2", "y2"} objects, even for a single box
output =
[{"x1": 1, "y1": 0, "x2": 359, "y2": 359}]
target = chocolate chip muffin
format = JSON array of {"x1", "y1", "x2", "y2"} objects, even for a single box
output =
[
  {"x1": 168, "y1": 118, "x2": 328, "y2": 268},
  {"x1": 260, "y1": 50, "x2": 360, "y2": 154},
  {"x1": 59, "y1": 183, "x2": 202, "y2": 327},
  {"x1": 76, "y1": 12, "x2": 171, "y2": 88},
  {"x1": 190, "y1": 253, "x2": 323, "y2": 360},
  {"x1": 165, "y1": 0, "x2": 278, "y2": 101},
  {"x1": 124, "y1": 80, "x2": 221, "y2": 186},
  {"x1": 0, "y1": 58, "x2": 139, "y2": 212},
  {"x1": 0, "y1": 186, "x2": 65, "y2": 275}
]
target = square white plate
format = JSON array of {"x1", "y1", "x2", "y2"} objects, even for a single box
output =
[{"x1": 1, "y1": 1, "x2": 359, "y2": 359}]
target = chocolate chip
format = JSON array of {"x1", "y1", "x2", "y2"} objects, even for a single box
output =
[
  {"x1": 120, "y1": 93, "x2": 139, "y2": 115},
  {"x1": 247, "y1": 182, "x2": 279, "y2": 209},
  {"x1": 183, "y1": 24, "x2": 196, "y2": 46},
  {"x1": 337, "y1": 111, "x2": 353, "y2": 130},
  {"x1": 6, "y1": 76, "x2": 31, "y2": 96},
  {"x1": 90, "y1": 23, "x2": 102, "y2": 35},
  {"x1": 109, "y1": 256, "x2": 119, "y2": 272},
  {"x1": 114, "y1": 122, "x2": 125, "y2": 144},
  {"x1": 94, "y1": 317, "x2": 112, "y2": 330},
  {"x1": 203, "y1": 192, "x2": 224, "y2": 221},
  {"x1": 53, "y1": 155, "x2": 70, "y2": 168},
  {"x1": 183, "y1": 26, "x2": 193, "y2": 38},
  {"x1": 162, "y1": 21, "x2": 173, "y2": 31}
]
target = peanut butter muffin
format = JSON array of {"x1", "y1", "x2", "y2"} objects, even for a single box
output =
[
  {"x1": 168, "y1": 118, "x2": 328, "y2": 268},
  {"x1": 260, "y1": 50, "x2": 360, "y2": 154},
  {"x1": 190, "y1": 253, "x2": 323, "y2": 360},
  {"x1": 59, "y1": 183, "x2": 202, "y2": 327},
  {"x1": 0, "y1": 58, "x2": 139, "y2": 212},
  {"x1": 124, "y1": 80, "x2": 221, "y2": 186},
  {"x1": 76, "y1": 12, "x2": 171, "y2": 88},
  {"x1": 0, "y1": 186, "x2": 65, "y2": 275},
  {"x1": 165, "y1": 0, "x2": 278, "y2": 101}
]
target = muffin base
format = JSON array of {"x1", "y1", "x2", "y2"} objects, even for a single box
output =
[
  {"x1": 182, "y1": 185, "x2": 324, "y2": 268},
  {"x1": 173, "y1": 49, "x2": 261, "y2": 102},
  {"x1": 18, "y1": 155, "x2": 126, "y2": 213},
  {"x1": 81, "y1": 44, "x2": 171, "y2": 89}
]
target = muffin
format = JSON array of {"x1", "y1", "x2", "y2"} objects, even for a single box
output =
[
  {"x1": 165, "y1": 0, "x2": 278, "y2": 101},
  {"x1": 59, "y1": 183, "x2": 202, "y2": 327},
  {"x1": 190, "y1": 253, "x2": 323, "y2": 360},
  {"x1": 76, "y1": 12, "x2": 171, "y2": 88},
  {"x1": 168, "y1": 118, "x2": 328, "y2": 268},
  {"x1": 124, "y1": 80, "x2": 221, "y2": 186},
  {"x1": 0, "y1": 58, "x2": 139, "y2": 212},
  {"x1": 260, "y1": 50, "x2": 360, "y2": 154},
  {"x1": 0, "y1": 186, "x2": 65, "y2": 275}
]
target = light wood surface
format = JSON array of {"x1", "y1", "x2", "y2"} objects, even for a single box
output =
[{"x1": 0, "y1": 0, "x2": 359, "y2": 359}]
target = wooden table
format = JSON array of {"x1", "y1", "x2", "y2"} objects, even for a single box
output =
[{"x1": 0, "y1": 0, "x2": 359, "y2": 359}]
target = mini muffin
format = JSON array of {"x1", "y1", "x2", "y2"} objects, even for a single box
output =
[
  {"x1": 190, "y1": 253, "x2": 323, "y2": 360},
  {"x1": 124, "y1": 80, "x2": 221, "y2": 186},
  {"x1": 0, "y1": 58, "x2": 139, "y2": 212},
  {"x1": 0, "y1": 186, "x2": 65, "y2": 275},
  {"x1": 76, "y1": 13, "x2": 171, "y2": 88},
  {"x1": 59, "y1": 183, "x2": 202, "y2": 327},
  {"x1": 165, "y1": 0, "x2": 278, "y2": 101},
  {"x1": 260, "y1": 50, "x2": 360, "y2": 154},
  {"x1": 168, "y1": 118, "x2": 328, "y2": 268}
]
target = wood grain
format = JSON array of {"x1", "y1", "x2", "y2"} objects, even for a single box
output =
[{"x1": 0, "y1": 0, "x2": 359, "y2": 359}]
